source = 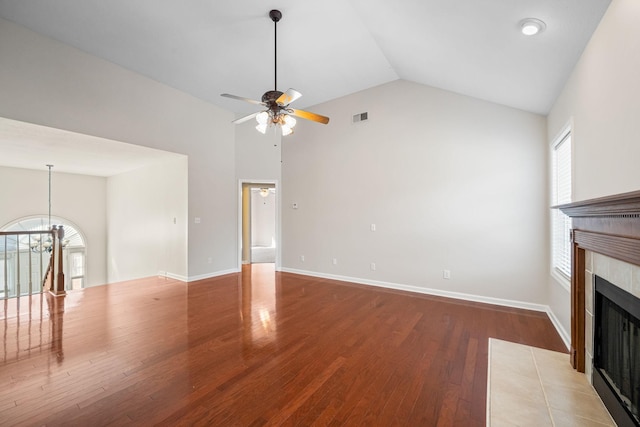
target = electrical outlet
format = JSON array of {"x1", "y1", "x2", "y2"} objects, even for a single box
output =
[
  {"x1": 207, "y1": 257, "x2": 212, "y2": 264},
  {"x1": 300, "y1": 255, "x2": 305, "y2": 262},
  {"x1": 370, "y1": 224, "x2": 376, "y2": 232},
  {"x1": 332, "y1": 258, "x2": 338, "y2": 265},
  {"x1": 443, "y1": 270, "x2": 451, "y2": 279},
  {"x1": 370, "y1": 262, "x2": 376, "y2": 271}
]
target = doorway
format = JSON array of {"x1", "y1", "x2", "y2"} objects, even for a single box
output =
[{"x1": 239, "y1": 181, "x2": 278, "y2": 267}]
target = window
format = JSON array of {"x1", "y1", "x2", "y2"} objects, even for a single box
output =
[
  {"x1": 2, "y1": 216, "x2": 87, "y2": 292},
  {"x1": 551, "y1": 128, "x2": 572, "y2": 278},
  {"x1": 69, "y1": 250, "x2": 85, "y2": 290}
]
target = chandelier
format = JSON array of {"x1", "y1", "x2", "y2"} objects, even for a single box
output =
[{"x1": 30, "y1": 234, "x2": 54, "y2": 253}]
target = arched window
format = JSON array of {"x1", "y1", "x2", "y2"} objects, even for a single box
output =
[{"x1": 2, "y1": 216, "x2": 87, "y2": 291}]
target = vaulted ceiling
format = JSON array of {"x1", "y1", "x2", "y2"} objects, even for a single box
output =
[
  {"x1": 0, "y1": 0, "x2": 611, "y2": 175},
  {"x1": 0, "y1": 0, "x2": 610, "y2": 116}
]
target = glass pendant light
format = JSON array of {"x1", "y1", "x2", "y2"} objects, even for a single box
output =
[{"x1": 256, "y1": 111, "x2": 269, "y2": 134}]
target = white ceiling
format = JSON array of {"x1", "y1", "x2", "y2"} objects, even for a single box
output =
[
  {"x1": 0, "y1": 0, "x2": 611, "y2": 175},
  {"x1": 0, "y1": 117, "x2": 183, "y2": 177}
]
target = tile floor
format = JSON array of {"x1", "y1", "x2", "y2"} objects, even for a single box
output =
[{"x1": 487, "y1": 338, "x2": 616, "y2": 426}]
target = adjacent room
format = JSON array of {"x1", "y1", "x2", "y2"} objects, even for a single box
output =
[{"x1": 1, "y1": 0, "x2": 639, "y2": 425}]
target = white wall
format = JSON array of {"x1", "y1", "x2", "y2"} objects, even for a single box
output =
[
  {"x1": 107, "y1": 156, "x2": 188, "y2": 282},
  {"x1": 548, "y1": 0, "x2": 640, "y2": 201},
  {"x1": 235, "y1": 122, "x2": 281, "y2": 181},
  {"x1": 0, "y1": 165, "x2": 107, "y2": 286},
  {"x1": 547, "y1": 0, "x2": 640, "y2": 336},
  {"x1": 251, "y1": 190, "x2": 276, "y2": 247},
  {"x1": 0, "y1": 17, "x2": 236, "y2": 281},
  {"x1": 282, "y1": 79, "x2": 548, "y2": 305}
]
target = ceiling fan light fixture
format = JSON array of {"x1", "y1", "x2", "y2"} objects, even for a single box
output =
[
  {"x1": 256, "y1": 123, "x2": 268, "y2": 134},
  {"x1": 283, "y1": 115, "x2": 296, "y2": 127},
  {"x1": 281, "y1": 125, "x2": 293, "y2": 136},
  {"x1": 221, "y1": 10, "x2": 330, "y2": 136},
  {"x1": 520, "y1": 18, "x2": 546, "y2": 36},
  {"x1": 256, "y1": 111, "x2": 269, "y2": 125}
]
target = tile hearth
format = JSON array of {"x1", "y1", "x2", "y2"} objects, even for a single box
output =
[{"x1": 487, "y1": 338, "x2": 615, "y2": 426}]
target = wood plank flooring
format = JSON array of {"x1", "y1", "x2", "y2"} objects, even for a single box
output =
[{"x1": 0, "y1": 264, "x2": 566, "y2": 426}]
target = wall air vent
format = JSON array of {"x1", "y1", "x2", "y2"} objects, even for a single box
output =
[{"x1": 352, "y1": 112, "x2": 369, "y2": 124}]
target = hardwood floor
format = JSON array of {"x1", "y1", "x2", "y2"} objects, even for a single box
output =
[{"x1": 1, "y1": 264, "x2": 566, "y2": 426}]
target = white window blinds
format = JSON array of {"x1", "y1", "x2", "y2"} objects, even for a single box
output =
[{"x1": 552, "y1": 132, "x2": 572, "y2": 278}]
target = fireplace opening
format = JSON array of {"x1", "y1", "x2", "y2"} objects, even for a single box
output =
[{"x1": 594, "y1": 275, "x2": 640, "y2": 427}]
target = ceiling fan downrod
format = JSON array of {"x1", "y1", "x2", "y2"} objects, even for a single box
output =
[{"x1": 270, "y1": 10, "x2": 282, "y2": 92}]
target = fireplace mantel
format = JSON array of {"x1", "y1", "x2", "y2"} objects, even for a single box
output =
[
  {"x1": 557, "y1": 189, "x2": 640, "y2": 219},
  {"x1": 557, "y1": 189, "x2": 640, "y2": 267},
  {"x1": 555, "y1": 189, "x2": 640, "y2": 372}
]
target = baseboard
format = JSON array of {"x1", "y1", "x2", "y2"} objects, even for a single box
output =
[
  {"x1": 280, "y1": 267, "x2": 553, "y2": 314},
  {"x1": 156, "y1": 271, "x2": 189, "y2": 282},
  {"x1": 545, "y1": 307, "x2": 571, "y2": 350},
  {"x1": 282, "y1": 268, "x2": 572, "y2": 346},
  {"x1": 162, "y1": 265, "x2": 571, "y2": 347},
  {"x1": 186, "y1": 268, "x2": 239, "y2": 283}
]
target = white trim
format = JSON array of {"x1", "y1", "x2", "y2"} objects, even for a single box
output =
[
  {"x1": 187, "y1": 268, "x2": 239, "y2": 283},
  {"x1": 280, "y1": 267, "x2": 550, "y2": 312},
  {"x1": 545, "y1": 307, "x2": 571, "y2": 350},
  {"x1": 159, "y1": 265, "x2": 571, "y2": 347},
  {"x1": 159, "y1": 269, "x2": 240, "y2": 283},
  {"x1": 550, "y1": 119, "x2": 573, "y2": 279},
  {"x1": 163, "y1": 271, "x2": 189, "y2": 282},
  {"x1": 281, "y1": 267, "x2": 570, "y2": 348},
  {"x1": 549, "y1": 119, "x2": 572, "y2": 151}
]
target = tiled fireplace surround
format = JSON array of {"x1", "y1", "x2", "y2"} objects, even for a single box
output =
[
  {"x1": 583, "y1": 250, "x2": 640, "y2": 382},
  {"x1": 559, "y1": 190, "x2": 640, "y2": 424}
]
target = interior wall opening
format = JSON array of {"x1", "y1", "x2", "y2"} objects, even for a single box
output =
[{"x1": 241, "y1": 182, "x2": 277, "y2": 266}]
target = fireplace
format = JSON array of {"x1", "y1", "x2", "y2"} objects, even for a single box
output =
[
  {"x1": 557, "y1": 190, "x2": 640, "y2": 426},
  {"x1": 594, "y1": 275, "x2": 640, "y2": 427}
]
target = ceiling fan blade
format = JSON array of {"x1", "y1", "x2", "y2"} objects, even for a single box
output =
[
  {"x1": 233, "y1": 112, "x2": 260, "y2": 124},
  {"x1": 276, "y1": 88, "x2": 302, "y2": 105},
  {"x1": 290, "y1": 109, "x2": 330, "y2": 125},
  {"x1": 221, "y1": 93, "x2": 265, "y2": 106}
]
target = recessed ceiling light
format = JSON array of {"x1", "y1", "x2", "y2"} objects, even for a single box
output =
[{"x1": 520, "y1": 18, "x2": 546, "y2": 36}]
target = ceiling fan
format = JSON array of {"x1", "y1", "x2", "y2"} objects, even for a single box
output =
[{"x1": 221, "y1": 9, "x2": 330, "y2": 136}]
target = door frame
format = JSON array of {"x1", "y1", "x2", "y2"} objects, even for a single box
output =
[{"x1": 237, "y1": 179, "x2": 280, "y2": 271}]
